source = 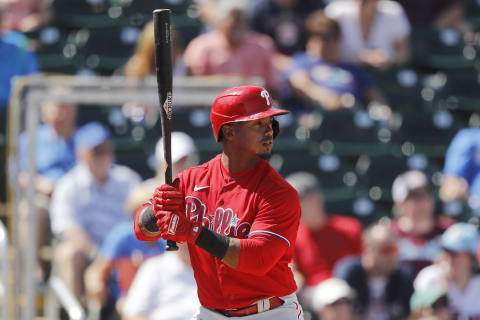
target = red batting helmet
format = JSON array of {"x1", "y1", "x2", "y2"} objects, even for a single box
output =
[{"x1": 211, "y1": 85, "x2": 290, "y2": 142}]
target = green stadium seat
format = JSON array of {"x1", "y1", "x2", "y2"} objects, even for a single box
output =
[
  {"x1": 410, "y1": 27, "x2": 476, "y2": 71},
  {"x1": 389, "y1": 110, "x2": 462, "y2": 157},
  {"x1": 308, "y1": 109, "x2": 388, "y2": 156}
]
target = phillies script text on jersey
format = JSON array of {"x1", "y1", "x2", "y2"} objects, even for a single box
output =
[{"x1": 176, "y1": 154, "x2": 301, "y2": 310}]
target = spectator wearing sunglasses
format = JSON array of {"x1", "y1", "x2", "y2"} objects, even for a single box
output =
[
  {"x1": 334, "y1": 219, "x2": 414, "y2": 320},
  {"x1": 391, "y1": 170, "x2": 454, "y2": 276}
]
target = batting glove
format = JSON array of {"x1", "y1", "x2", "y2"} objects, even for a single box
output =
[
  {"x1": 155, "y1": 210, "x2": 203, "y2": 244},
  {"x1": 152, "y1": 184, "x2": 184, "y2": 213}
]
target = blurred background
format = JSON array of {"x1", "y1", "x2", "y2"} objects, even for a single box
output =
[{"x1": 2, "y1": 0, "x2": 480, "y2": 319}]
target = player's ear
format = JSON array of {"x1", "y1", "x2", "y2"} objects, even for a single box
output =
[{"x1": 221, "y1": 124, "x2": 234, "y2": 141}]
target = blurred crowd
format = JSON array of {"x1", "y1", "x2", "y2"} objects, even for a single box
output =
[{"x1": 1, "y1": 0, "x2": 480, "y2": 319}]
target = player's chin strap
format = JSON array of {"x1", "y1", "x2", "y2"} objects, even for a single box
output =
[{"x1": 272, "y1": 119, "x2": 280, "y2": 139}]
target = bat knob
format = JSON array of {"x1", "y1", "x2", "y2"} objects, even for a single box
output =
[{"x1": 166, "y1": 240, "x2": 179, "y2": 251}]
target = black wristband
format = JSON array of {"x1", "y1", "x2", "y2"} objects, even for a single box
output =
[{"x1": 195, "y1": 227, "x2": 230, "y2": 260}]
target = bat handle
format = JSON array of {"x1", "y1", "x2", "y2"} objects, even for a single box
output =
[{"x1": 166, "y1": 240, "x2": 178, "y2": 251}]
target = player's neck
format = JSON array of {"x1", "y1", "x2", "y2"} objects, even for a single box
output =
[{"x1": 221, "y1": 152, "x2": 258, "y2": 175}]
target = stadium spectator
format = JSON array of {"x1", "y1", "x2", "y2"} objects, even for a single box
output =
[
  {"x1": 121, "y1": 242, "x2": 199, "y2": 320},
  {"x1": 413, "y1": 222, "x2": 480, "y2": 319},
  {"x1": 409, "y1": 286, "x2": 451, "y2": 320},
  {"x1": 0, "y1": 2, "x2": 38, "y2": 193},
  {"x1": 286, "y1": 172, "x2": 362, "y2": 305},
  {"x1": 124, "y1": 20, "x2": 186, "y2": 79},
  {"x1": 334, "y1": 219, "x2": 414, "y2": 320},
  {"x1": 325, "y1": 0, "x2": 411, "y2": 69},
  {"x1": 84, "y1": 216, "x2": 165, "y2": 318},
  {"x1": 310, "y1": 278, "x2": 357, "y2": 320},
  {"x1": 18, "y1": 98, "x2": 78, "y2": 281},
  {"x1": 440, "y1": 128, "x2": 480, "y2": 212},
  {"x1": 50, "y1": 122, "x2": 141, "y2": 306},
  {"x1": 249, "y1": 0, "x2": 324, "y2": 69},
  {"x1": 287, "y1": 10, "x2": 389, "y2": 112},
  {"x1": 183, "y1": 1, "x2": 280, "y2": 93},
  {"x1": 394, "y1": 0, "x2": 470, "y2": 32},
  {"x1": 1, "y1": 0, "x2": 51, "y2": 33},
  {"x1": 83, "y1": 132, "x2": 198, "y2": 316},
  {"x1": 0, "y1": 3, "x2": 38, "y2": 111},
  {"x1": 193, "y1": 0, "x2": 219, "y2": 33},
  {"x1": 391, "y1": 170, "x2": 453, "y2": 275}
]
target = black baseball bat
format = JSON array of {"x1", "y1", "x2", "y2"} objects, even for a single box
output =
[{"x1": 138, "y1": 9, "x2": 178, "y2": 251}]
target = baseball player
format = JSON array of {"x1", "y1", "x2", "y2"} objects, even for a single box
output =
[{"x1": 134, "y1": 85, "x2": 304, "y2": 319}]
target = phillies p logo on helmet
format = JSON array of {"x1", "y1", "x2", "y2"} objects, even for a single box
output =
[
  {"x1": 261, "y1": 90, "x2": 271, "y2": 106},
  {"x1": 210, "y1": 85, "x2": 290, "y2": 142}
]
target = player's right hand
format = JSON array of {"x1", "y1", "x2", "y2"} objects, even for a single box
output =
[{"x1": 152, "y1": 184, "x2": 185, "y2": 216}]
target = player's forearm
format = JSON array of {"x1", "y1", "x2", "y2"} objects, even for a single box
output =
[{"x1": 195, "y1": 228, "x2": 286, "y2": 275}]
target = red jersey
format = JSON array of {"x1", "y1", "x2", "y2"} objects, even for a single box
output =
[
  {"x1": 176, "y1": 154, "x2": 300, "y2": 309},
  {"x1": 294, "y1": 215, "x2": 363, "y2": 286}
]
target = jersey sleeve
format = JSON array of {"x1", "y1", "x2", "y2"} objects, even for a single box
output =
[
  {"x1": 249, "y1": 184, "x2": 301, "y2": 249},
  {"x1": 237, "y1": 185, "x2": 300, "y2": 275}
]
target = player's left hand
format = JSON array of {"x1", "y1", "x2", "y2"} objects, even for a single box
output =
[{"x1": 155, "y1": 210, "x2": 203, "y2": 244}]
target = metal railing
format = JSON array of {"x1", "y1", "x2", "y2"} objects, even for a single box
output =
[
  {"x1": 6, "y1": 74, "x2": 262, "y2": 319},
  {"x1": 0, "y1": 221, "x2": 10, "y2": 320}
]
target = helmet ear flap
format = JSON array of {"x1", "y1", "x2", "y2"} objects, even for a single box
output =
[{"x1": 273, "y1": 119, "x2": 280, "y2": 139}]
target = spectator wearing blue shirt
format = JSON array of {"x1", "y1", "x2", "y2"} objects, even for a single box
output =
[
  {"x1": 50, "y1": 122, "x2": 141, "y2": 306},
  {"x1": 440, "y1": 128, "x2": 480, "y2": 211},
  {"x1": 287, "y1": 10, "x2": 389, "y2": 114},
  {"x1": 85, "y1": 222, "x2": 165, "y2": 318},
  {"x1": 0, "y1": 5, "x2": 38, "y2": 111},
  {"x1": 18, "y1": 98, "x2": 77, "y2": 281},
  {"x1": 0, "y1": 2, "x2": 38, "y2": 209}
]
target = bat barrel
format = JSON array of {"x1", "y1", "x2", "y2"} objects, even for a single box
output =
[{"x1": 153, "y1": 8, "x2": 177, "y2": 251}]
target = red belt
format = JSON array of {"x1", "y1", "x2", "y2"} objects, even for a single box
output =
[{"x1": 213, "y1": 296, "x2": 284, "y2": 317}]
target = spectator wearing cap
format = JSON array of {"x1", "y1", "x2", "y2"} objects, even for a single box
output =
[
  {"x1": 409, "y1": 287, "x2": 450, "y2": 320},
  {"x1": 411, "y1": 262, "x2": 451, "y2": 320},
  {"x1": 440, "y1": 222, "x2": 480, "y2": 319},
  {"x1": 50, "y1": 122, "x2": 141, "y2": 306},
  {"x1": 286, "y1": 172, "x2": 363, "y2": 307},
  {"x1": 334, "y1": 220, "x2": 414, "y2": 320},
  {"x1": 391, "y1": 170, "x2": 454, "y2": 275},
  {"x1": 413, "y1": 222, "x2": 479, "y2": 320},
  {"x1": 84, "y1": 131, "x2": 198, "y2": 317},
  {"x1": 125, "y1": 131, "x2": 199, "y2": 215},
  {"x1": 310, "y1": 278, "x2": 357, "y2": 320}
]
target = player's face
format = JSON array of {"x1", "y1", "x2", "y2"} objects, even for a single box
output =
[{"x1": 232, "y1": 117, "x2": 274, "y2": 159}]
